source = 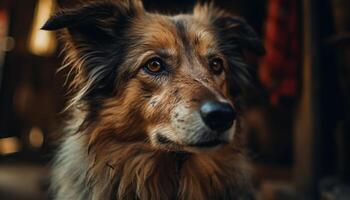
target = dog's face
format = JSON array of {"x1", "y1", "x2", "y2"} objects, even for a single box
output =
[
  {"x1": 130, "y1": 14, "x2": 235, "y2": 151},
  {"x1": 43, "y1": 0, "x2": 264, "y2": 153}
]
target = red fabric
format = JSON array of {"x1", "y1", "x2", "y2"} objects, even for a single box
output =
[{"x1": 259, "y1": 0, "x2": 299, "y2": 105}]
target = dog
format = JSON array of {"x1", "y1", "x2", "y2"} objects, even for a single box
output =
[{"x1": 42, "y1": 0, "x2": 264, "y2": 199}]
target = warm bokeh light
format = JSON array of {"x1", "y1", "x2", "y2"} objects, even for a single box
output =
[
  {"x1": 28, "y1": 0, "x2": 56, "y2": 56},
  {"x1": 29, "y1": 127, "x2": 44, "y2": 149},
  {"x1": 0, "y1": 137, "x2": 21, "y2": 155}
]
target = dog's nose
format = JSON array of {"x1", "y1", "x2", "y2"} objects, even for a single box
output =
[{"x1": 200, "y1": 101, "x2": 236, "y2": 132}]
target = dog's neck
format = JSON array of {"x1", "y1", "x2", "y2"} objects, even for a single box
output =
[{"x1": 87, "y1": 141, "x2": 254, "y2": 200}]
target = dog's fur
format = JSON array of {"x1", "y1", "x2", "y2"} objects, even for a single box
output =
[{"x1": 43, "y1": 0, "x2": 264, "y2": 199}]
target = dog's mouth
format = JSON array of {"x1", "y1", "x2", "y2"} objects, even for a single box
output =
[{"x1": 156, "y1": 134, "x2": 226, "y2": 149}]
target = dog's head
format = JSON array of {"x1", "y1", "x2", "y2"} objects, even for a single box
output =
[{"x1": 43, "y1": 0, "x2": 264, "y2": 153}]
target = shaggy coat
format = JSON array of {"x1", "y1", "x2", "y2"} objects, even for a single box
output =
[{"x1": 43, "y1": 0, "x2": 264, "y2": 199}]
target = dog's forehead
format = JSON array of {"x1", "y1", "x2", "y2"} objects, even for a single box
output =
[{"x1": 131, "y1": 13, "x2": 218, "y2": 55}]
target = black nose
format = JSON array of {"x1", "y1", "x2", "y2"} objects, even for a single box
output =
[{"x1": 200, "y1": 101, "x2": 236, "y2": 132}]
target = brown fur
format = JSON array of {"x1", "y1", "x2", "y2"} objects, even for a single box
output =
[{"x1": 43, "y1": 0, "x2": 264, "y2": 199}]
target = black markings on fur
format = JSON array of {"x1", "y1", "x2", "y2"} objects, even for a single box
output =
[
  {"x1": 150, "y1": 99, "x2": 158, "y2": 107},
  {"x1": 212, "y1": 15, "x2": 265, "y2": 98},
  {"x1": 193, "y1": 79, "x2": 200, "y2": 83},
  {"x1": 194, "y1": 36, "x2": 200, "y2": 47},
  {"x1": 173, "y1": 19, "x2": 193, "y2": 62},
  {"x1": 106, "y1": 163, "x2": 115, "y2": 170},
  {"x1": 174, "y1": 97, "x2": 182, "y2": 104},
  {"x1": 213, "y1": 16, "x2": 265, "y2": 55},
  {"x1": 171, "y1": 151, "x2": 190, "y2": 175},
  {"x1": 173, "y1": 88, "x2": 179, "y2": 96},
  {"x1": 209, "y1": 174, "x2": 214, "y2": 188},
  {"x1": 141, "y1": 86, "x2": 152, "y2": 99},
  {"x1": 202, "y1": 78, "x2": 210, "y2": 84},
  {"x1": 143, "y1": 94, "x2": 152, "y2": 99},
  {"x1": 191, "y1": 98, "x2": 200, "y2": 103},
  {"x1": 173, "y1": 88, "x2": 182, "y2": 104}
]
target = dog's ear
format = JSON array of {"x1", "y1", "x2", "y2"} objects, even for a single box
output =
[
  {"x1": 193, "y1": 3, "x2": 265, "y2": 55},
  {"x1": 194, "y1": 3, "x2": 264, "y2": 98},
  {"x1": 42, "y1": 0, "x2": 145, "y2": 107},
  {"x1": 42, "y1": 0, "x2": 144, "y2": 40}
]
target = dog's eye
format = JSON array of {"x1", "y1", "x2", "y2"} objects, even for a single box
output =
[
  {"x1": 209, "y1": 58, "x2": 224, "y2": 75},
  {"x1": 144, "y1": 58, "x2": 164, "y2": 75}
]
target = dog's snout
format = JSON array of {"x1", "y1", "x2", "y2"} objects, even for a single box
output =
[{"x1": 200, "y1": 101, "x2": 236, "y2": 132}]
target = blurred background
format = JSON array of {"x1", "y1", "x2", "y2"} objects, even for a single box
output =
[{"x1": 0, "y1": 0, "x2": 349, "y2": 199}]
